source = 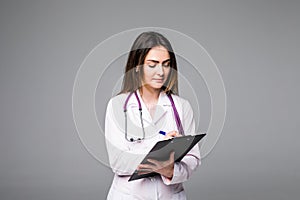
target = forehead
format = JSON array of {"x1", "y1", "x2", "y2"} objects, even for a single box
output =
[{"x1": 145, "y1": 46, "x2": 170, "y2": 61}]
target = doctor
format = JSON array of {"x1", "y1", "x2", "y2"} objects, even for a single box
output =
[{"x1": 105, "y1": 31, "x2": 200, "y2": 200}]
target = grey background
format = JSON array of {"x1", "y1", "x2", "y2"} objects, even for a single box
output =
[{"x1": 0, "y1": 0, "x2": 299, "y2": 200}]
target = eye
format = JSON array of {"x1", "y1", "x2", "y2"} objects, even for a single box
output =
[
  {"x1": 163, "y1": 63, "x2": 170, "y2": 68},
  {"x1": 148, "y1": 64, "x2": 156, "y2": 68}
]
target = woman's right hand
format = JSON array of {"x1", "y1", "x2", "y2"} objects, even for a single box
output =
[{"x1": 164, "y1": 130, "x2": 181, "y2": 140}]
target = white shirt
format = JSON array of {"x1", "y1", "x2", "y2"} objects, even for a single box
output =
[{"x1": 105, "y1": 90, "x2": 200, "y2": 200}]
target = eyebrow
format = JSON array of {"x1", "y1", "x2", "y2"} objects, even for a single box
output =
[{"x1": 146, "y1": 59, "x2": 170, "y2": 64}]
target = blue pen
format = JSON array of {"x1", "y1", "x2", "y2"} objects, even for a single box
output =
[{"x1": 159, "y1": 131, "x2": 166, "y2": 136}]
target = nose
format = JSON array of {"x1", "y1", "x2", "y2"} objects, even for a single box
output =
[{"x1": 156, "y1": 64, "x2": 164, "y2": 76}]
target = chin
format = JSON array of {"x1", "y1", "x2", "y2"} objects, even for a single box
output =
[
  {"x1": 143, "y1": 82, "x2": 165, "y2": 90},
  {"x1": 151, "y1": 84, "x2": 164, "y2": 89}
]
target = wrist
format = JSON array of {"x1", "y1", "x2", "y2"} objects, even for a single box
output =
[{"x1": 166, "y1": 165, "x2": 174, "y2": 179}]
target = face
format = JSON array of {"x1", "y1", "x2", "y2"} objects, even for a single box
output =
[{"x1": 141, "y1": 46, "x2": 171, "y2": 90}]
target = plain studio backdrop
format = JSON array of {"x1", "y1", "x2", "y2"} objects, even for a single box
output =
[{"x1": 0, "y1": 0, "x2": 299, "y2": 200}]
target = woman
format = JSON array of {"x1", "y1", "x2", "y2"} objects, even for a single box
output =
[{"x1": 105, "y1": 31, "x2": 200, "y2": 200}]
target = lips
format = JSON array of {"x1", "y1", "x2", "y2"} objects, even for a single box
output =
[{"x1": 153, "y1": 79, "x2": 164, "y2": 82}]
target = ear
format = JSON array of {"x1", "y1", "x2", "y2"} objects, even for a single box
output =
[{"x1": 135, "y1": 66, "x2": 139, "y2": 72}]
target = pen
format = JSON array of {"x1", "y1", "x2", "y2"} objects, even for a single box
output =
[{"x1": 159, "y1": 131, "x2": 166, "y2": 136}]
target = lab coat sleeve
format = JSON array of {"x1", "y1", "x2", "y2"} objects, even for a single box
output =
[
  {"x1": 105, "y1": 99, "x2": 147, "y2": 176},
  {"x1": 161, "y1": 99, "x2": 201, "y2": 185}
]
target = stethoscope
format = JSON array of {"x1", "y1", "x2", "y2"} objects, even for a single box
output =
[{"x1": 123, "y1": 91, "x2": 184, "y2": 142}]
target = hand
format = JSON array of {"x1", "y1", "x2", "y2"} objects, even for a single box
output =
[
  {"x1": 137, "y1": 151, "x2": 175, "y2": 179},
  {"x1": 164, "y1": 130, "x2": 181, "y2": 140}
]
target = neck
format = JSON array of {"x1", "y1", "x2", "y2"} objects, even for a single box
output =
[{"x1": 139, "y1": 86, "x2": 160, "y2": 103}]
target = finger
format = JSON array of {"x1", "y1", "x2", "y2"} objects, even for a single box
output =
[
  {"x1": 169, "y1": 151, "x2": 175, "y2": 162},
  {"x1": 173, "y1": 131, "x2": 181, "y2": 137},
  {"x1": 167, "y1": 131, "x2": 181, "y2": 138},
  {"x1": 137, "y1": 168, "x2": 152, "y2": 172},
  {"x1": 147, "y1": 159, "x2": 170, "y2": 172},
  {"x1": 137, "y1": 169, "x2": 153, "y2": 175},
  {"x1": 167, "y1": 131, "x2": 177, "y2": 137},
  {"x1": 137, "y1": 165, "x2": 154, "y2": 173},
  {"x1": 147, "y1": 159, "x2": 160, "y2": 165},
  {"x1": 138, "y1": 164, "x2": 155, "y2": 169}
]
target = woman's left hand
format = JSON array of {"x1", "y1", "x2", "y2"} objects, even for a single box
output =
[{"x1": 137, "y1": 151, "x2": 175, "y2": 179}]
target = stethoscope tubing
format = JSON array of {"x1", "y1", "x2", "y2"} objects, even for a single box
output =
[{"x1": 123, "y1": 90, "x2": 184, "y2": 142}]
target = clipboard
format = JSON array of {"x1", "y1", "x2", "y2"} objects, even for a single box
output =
[{"x1": 128, "y1": 133, "x2": 206, "y2": 181}]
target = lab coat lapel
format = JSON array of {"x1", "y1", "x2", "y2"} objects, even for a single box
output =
[
  {"x1": 126, "y1": 91, "x2": 152, "y2": 126},
  {"x1": 152, "y1": 92, "x2": 171, "y2": 126},
  {"x1": 126, "y1": 91, "x2": 171, "y2": 128}
]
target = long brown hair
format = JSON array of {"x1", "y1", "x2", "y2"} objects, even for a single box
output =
[{"x1": 119, "y1": 31, "x2": 179, "y2": 95}]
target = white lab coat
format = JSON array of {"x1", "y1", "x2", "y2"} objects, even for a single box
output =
[{"x1": 105, "y1": 90, "x2": 200, "y2": 200}]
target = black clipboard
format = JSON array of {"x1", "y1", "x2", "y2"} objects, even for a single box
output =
[{"x1": 128, "y1": 133, "x2": 206, "y2": 181}]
